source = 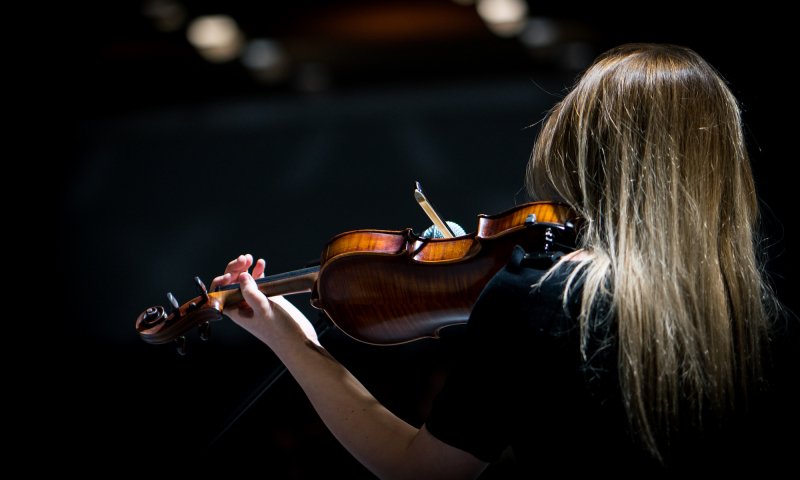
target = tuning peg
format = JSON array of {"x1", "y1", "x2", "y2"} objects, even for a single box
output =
[
  {"x1": 167, "y1": 292, "x2": 179, "y2": 309},
  {"x1": 167, "y1": 292, "x2": 182, "y2": 318},
  {"x1": 167, "y1": 292, "x2": 181, "y2": 314},
  {"x1": 199, "y1": 321, "x2": 211, "y2": 341},
  {"x1": 194, "y1": 276, "x2": 209, "y2": 304},
  {"x1": 175, "y1": 335, "x2": 187, "y2": 355}
]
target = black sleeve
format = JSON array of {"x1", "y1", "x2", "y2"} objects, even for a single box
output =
[{"x1": 424, "y1": 251, "x2": 567, "y2": 462}]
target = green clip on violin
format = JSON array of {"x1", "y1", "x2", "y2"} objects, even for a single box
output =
[{"x1": 135, "y1": 195, "x2": 579, "y2": 352}]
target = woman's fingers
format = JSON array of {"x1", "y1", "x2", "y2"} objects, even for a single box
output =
[
  {"x1": 238, "y1": 272, "x2": 270, "y2": 317},
  {"x1": 210, "y1": 272, "x2": 232, "y2": 291},
  {"x1": 225, "y1": 254, "x2": 249, "y2": 275},
  {"x1": 225, "y1": 255, "x2": 245, "y2": 272},
  {"x1": 211, "y1": 254, "x2": 264, "y2": 291},
  {"x1": 252, "y1": 258, "x2": 266, "y2": 279}
]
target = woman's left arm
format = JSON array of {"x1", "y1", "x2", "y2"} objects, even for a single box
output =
[{"x1": 214, "y1": 254, "x2": 488, "y2": 479}]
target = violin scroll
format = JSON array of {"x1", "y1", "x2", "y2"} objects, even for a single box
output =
[{"x1": 135, "y1": 279, "x2": 225, "y2": 349}]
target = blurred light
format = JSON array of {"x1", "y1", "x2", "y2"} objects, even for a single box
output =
[
  {"x1": 242, "y1": 39, "x2": 284, "y2": 70},
  {"x1": 242, "y1": 39, "x2": 289, "y2": 84},
  {"x1": 451, "y1": 0, "x2": 476, "y2": 5},
  {"x1": 142, "y1": 0, "x2": 186, "y2": 32},
  {"x1": 476, "y1": 0, "x2": 528, "y2": 37},
  {"x1": 519, "y1": 18, "x2": 559, "y2": 48},
  {"x1": 302, "y1": 4, "x2": 481, "y2": 43},
  {"x1": 186, "y1": 15, "x2": 244, "y2": 63}
]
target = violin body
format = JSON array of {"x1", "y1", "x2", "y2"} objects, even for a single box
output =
[
  {"x1": 313, "y1": 202, "x2": 577, "y2": 344},
  {"x1": 135, "y1": 201, "x2": 578, "y2": 347}
]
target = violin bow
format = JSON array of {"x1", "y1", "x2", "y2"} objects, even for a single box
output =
[{"x1": 414, "y1": 181, "x2": 456, "y2": 238}]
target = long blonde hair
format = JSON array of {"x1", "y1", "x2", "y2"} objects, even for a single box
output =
[{"x1": 527, "y1": 43, "x2": 775, "y2": 461}]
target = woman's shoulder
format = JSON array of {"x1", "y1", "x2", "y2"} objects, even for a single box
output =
[
  {"x1": 470, "y1": 245, "x2": 584, "y2": 335},
  {"x1": 490, "y1": 245, "x2": 582, "y2": 282},
  {"x1": 483, "y1": 246, "x2": 584, "y2": 300}
]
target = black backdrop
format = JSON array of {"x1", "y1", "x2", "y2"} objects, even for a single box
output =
[{"x1": 49, "y1": 2, "x2": 797, "y2": 475}]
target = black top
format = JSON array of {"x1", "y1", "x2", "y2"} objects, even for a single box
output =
[{"x1": 425, "y1": 245, "x2": 799, "y2": 477}]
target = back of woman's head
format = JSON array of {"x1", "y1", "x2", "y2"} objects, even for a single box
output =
[
  {"x1": 527, "y1": 43, "x2": 775, "y2": 464},
  {"x1": 528, "y1": 43, "x2": 755, "y2": 238}
]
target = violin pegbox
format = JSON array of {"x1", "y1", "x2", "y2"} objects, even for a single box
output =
[{"x1": 135, "y1": 276, "x2": 225, "y2": 354}]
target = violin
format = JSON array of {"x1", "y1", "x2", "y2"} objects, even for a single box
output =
[{"x1": 135, "y1": 201, "x2": 578, "y2": 351}]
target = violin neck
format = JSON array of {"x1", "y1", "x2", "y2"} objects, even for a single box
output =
[
  {"x1": 254, "y1": 266, "x2": 320, "y2": 296},
  {"x1": 213, "y1": 266, "x2": 320, "y2": 307}
]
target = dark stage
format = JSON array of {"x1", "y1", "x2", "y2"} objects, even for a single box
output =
[{"x1": 50, "y1": 1, "x2": 797, "y2": 475}]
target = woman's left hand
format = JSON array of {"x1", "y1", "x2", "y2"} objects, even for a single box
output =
[{"x1": 209, "y1": 253, "x2": 320, "y2": 349}]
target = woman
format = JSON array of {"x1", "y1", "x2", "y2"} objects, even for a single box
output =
[{"x1": 210, "y1": 44, "x2": 789, "y2": 476}]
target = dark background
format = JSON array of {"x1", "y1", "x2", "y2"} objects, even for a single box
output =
[{"x1": 49, "y1": 1, "x2": 796, "y2": 475}]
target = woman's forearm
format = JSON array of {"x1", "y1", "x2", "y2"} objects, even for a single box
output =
[
  {"x1": 233, "y1": 275, "x2": 485, "y2": 480},
  {"x1": 238, "y1": 295, "x2": 417, "y2": 478}
]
